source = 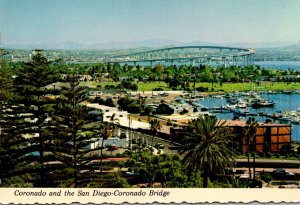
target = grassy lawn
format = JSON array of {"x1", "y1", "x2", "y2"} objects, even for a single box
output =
[
  {"x1": 92, "y1": 81, "x2": 170, "y2": 91},
  {"x1": 195, "y1": 82, "x2": 300, "y2": 92},
  {"x1": 80, "y1": 81, "x2": 300, "y2": 92},
  {"x1": 135, "y1": 82, "x2": 170, "y2": 91}
]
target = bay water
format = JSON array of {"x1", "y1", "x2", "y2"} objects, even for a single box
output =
[{"x1": 198, "y1": 93, "x2": 300, "y2": 142}]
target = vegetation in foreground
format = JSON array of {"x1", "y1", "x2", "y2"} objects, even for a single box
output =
[{"x1": 1, "y1": 52, "x2": 299, "y2": 188}]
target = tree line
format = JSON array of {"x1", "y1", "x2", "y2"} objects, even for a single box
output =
[{"x1": 8, "y1": 58, "x2": 300, "y2": 92}]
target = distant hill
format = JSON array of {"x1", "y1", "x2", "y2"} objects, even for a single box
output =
[
  {"x1": 3, "y1": 39, "x2": 298, "y2": 50},
  {"x1": 3, "y1": 39, "x2": 179, "y2": 50}
]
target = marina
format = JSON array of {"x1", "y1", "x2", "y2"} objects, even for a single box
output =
[{"x1": 180, "y1": 91, "x2": 300, "y2": 142}]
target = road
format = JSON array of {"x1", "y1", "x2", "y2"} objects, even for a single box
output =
[
  {"x1": 236, "y1": 159, "x2": 300, "y2": 168},
  {"x1": 129, "y1": 131, "x2": 180, "y2": 155}
]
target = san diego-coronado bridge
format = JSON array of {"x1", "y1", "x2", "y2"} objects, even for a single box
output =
[{"x1": 107, "y1": 46, "x2": 255, "y2": 67}]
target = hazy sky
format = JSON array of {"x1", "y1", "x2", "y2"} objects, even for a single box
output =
[{"x1": 0, "y1": 0, "x2": 299, "y2": 45}]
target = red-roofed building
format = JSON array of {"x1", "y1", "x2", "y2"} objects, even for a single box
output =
[
  {"x1": 170, "y1": 120, "x2": 292, "y2": 153},
  {"x1": 222, "y1": 120, "x2": 291, "y2": 153}
]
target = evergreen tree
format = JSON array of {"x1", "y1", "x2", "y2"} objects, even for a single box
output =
[
  {"x1": 50, "y1": 74, "x2": 99, "y2": 187},
  {"x1": 0, "y1": 60, "x2": 16, "y2": 185},
  {"x1": 11, "y1": 50, "x2": 59, "y2": 186},
  {"x1": 0, "y1": 60, "x2": 13, "y2": 103},
  {"x1": 0, "y1": 62, "x2": 37, "y2": 186}
]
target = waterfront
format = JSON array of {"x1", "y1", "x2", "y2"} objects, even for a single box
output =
[
  {"x1": 120, "y1": 60, "x2": 300, "y2": 70},
  {"x1": 255, "y1": 61, "x2": 300, "y2": 70},
  {"x1": 198, "y1": 92, "x2": 300, "y2": 142}
]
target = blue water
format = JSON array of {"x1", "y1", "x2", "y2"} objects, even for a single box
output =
[
  {"x1": 121, "y1": 60, "x2": 300, "y2": 70},
  {"x1": 255, "y1": 61, "x2": 300, "y2": 70},
  {"x1": 198, "y1": 93, "x2": 300, "y2": 142}
]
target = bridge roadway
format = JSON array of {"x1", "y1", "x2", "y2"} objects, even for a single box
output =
[
  {"x1": 111, "y1": 46, "x2": 255, "y2": 58},
  {"x1": 108, "y1": 45, "x2": 255, "y2": 67}
]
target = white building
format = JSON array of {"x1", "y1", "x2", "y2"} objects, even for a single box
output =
[
  {"x1": 86, "y1": 103, "x2": 151, "y2": 150},
  {"x1": 0, "y1": 54, "x2": 13, "y2": 60},
  {"x1": 90, "y1": 137, "x2": 128, "y2": 149},
  {"x1": 86, "y1": 103, "x2": 150, "y2": 129}
]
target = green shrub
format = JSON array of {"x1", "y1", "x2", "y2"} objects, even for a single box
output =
[
  {"x1": 265, "y1": 152, "x2": 272, "y2": 158},
  {"x1": 274, "y1": 153, "x2": 280, "y2": 158},
  {"x1": 258, "y1": 152, "x2": 265, "y2": 158},
  {"x1": 259, "y1": 172, "x2": 272, "y2": 183},
  {"x1": 153, "y1": 87, "x2": 164, "y2": 91},
  {"x1": 196, "y1": 86, "x2": 208, "y2": 92}
]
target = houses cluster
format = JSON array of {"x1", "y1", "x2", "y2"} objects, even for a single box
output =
[
  {"x1": 8, "y1": 91, "x2": 292, "y2": 155},
  {"x1": 85, "y1": 99, "x2": 292, "y2": 154},
  {"x1": 86, "y1": 103, "x2": 150, "y2": 149},
  {"x1": 60, "y1": 73, "x2": 111, "y2": 82}
]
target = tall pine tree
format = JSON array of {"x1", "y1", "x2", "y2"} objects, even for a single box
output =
[
  {"x1": 50, "y1": 74, "x2": 99, "y2": 187},
  {"x1": 0, "y1": 58, "x2": 40, "y2": 186},
  {"x1": 11, "y1": 50, "x2": 59, "y2": 186},
  {"x1": 0, "y1": 60, "x2": 15, "y2": 185}
]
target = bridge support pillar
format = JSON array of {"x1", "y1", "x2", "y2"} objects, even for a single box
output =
[
  {"x1": 190, "y1": 59, "x2": 195, "y2": 66},
  {"x1": 150, "y1": 61, "x2": 153, "y2": 67},
  {"x1": 134, "y1": 61, "x2": 136, "y2": 66},
  {"x1": 222, "y1": 57, "x2": 226, "y2": 68},
  {"x1": 247, "y1": 56, "x2": 250, "y2": 66},
  {"x1": 207, "y1": 58, "x2": 211, "y2": 66}
]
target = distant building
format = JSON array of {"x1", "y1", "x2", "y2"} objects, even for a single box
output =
[
  {"x1": 86, "y1": 103, "x2": 150, "y2": 129},
  {"x1": 60, "y1": 74, "x2": 93, "y2": 82},
  {"x1": 118, "y1": 76, "x2": 129, "y2": 81},
  {"x1": 0, "y1": 53, "x2": 13, "y2": 60},
  {"x1": 86, "y1": 103, "x2": 127, "y2": 123},
  {"x1": 89, "y1": 90, "x2": 103, "y2": 96},
  {"x1": 78, "y1": 75, "x2": 92, "y2": 81},
  {"x1": 86, "y1": 103, "x2": 151, "y2": 149},
  {"x1": 221, "y1": 120, "x2": 291, "y2": 153},
  {"x1": 91, "y1": 136, "x2": 128, "y2": 149}
]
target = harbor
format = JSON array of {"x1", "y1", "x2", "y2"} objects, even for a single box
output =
[{"x1": 178, "y1": 91, "x2": 300, "y2": 143}]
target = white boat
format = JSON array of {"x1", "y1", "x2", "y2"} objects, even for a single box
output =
[
  {"x1": 237, "y1": 99, "x2": 247, "y2": 109},
  {"x1": 225, "y1": 104, "x2": 237, "y2": 110},
  {"x1": 214, "y1": 95, "x2": 223, "y2": 99}
]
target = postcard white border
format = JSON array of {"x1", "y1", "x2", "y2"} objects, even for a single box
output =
[{"x1": 0, "y1": 188, "x2": 300, "y2": 204}]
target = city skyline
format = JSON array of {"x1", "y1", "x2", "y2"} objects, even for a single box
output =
[{"x1": 1, "y1": 0, "x2": 300, "y2": 48}]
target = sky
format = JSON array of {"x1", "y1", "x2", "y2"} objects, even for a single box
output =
[{"x1": 0, "y1": 0, "x2": 299, "y2": 46}]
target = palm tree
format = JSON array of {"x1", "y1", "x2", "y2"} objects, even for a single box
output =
[
  {"x1": 179, "y1": 116, "x2": 235, "y2": 188},
  {"x1": 149, "y1": 119, "x2": 161, "y2": 152},
  {"x1": 100, "y1": 123, "x2": 113, "y2": 157},
  {"x1": 244, "y1": 117, "x2": 258, "y2": 180},
  {"x1": 99, "y1": 114, "x2": 120, "y2": 172},
  {"x1": 98, "y1": 122, "x2": 114, "y2": 175},
  {"x1": 99, "y1": 113, "x2": 120, "y2": 155}
]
